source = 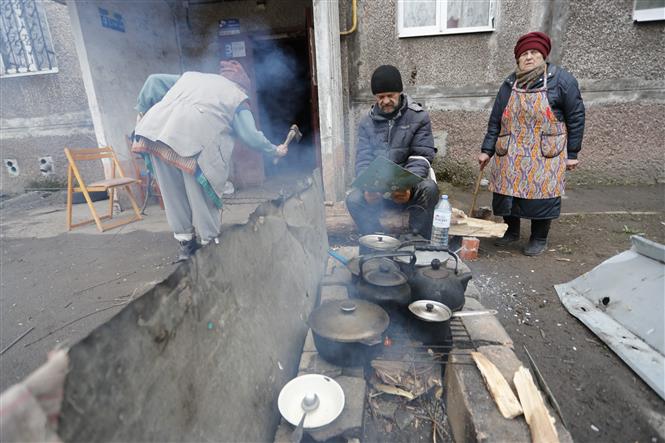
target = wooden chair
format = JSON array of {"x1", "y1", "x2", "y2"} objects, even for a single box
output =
[{"x1": 64, "y1": 146, "x2": 143, "y2": 232}]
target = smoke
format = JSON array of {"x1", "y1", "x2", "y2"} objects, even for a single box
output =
[{"x1": 175, "y1": 7, "x2": 317, "y2": 175}]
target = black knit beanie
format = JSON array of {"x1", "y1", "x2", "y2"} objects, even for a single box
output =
[{"x1": 371, "y1": 65, "x2": 403, "y2": 94}]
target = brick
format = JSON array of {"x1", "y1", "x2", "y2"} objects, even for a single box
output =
[
  {"x1": 320, "y1": 265, "x2": 353, "y2": 286},
  {"x1": 464, "y1": 281, "x2": 482, "y2": 300},
  {"x1": 320, "y1": 285, "x2": 348, "y2": 303}
]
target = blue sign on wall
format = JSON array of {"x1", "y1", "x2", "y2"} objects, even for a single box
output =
[{"x1": 99, "y1": 8, "x2": 125, "y2": 33}]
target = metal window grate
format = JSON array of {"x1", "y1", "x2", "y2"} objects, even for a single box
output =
[{"x1": 0, "y1": 0, "x2": 57, "y2": 78}]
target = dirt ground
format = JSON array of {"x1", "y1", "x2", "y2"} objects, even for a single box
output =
[{"x1": 1, "y1": 184, "x2": 664, "y2": 443}]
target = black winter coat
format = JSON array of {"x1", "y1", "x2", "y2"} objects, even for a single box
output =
[
  {"x1": 355, "y1": 94, "x2": 436, "y2": 179},
  {"x1": 481, "y1": 64, "x2": 585, "y2": 159}
]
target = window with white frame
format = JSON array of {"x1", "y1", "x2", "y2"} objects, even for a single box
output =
[
  {"x1": 397, "y1": 0, "x2": 495, "y2": 38},
  {"x1": 0, "y1": 0, "x2": 58, "y2": 78},
  {"x1": 633, "y1": 0, "x2": 665, "y2": 21}
]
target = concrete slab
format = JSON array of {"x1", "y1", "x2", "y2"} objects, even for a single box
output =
[
  {"x1": 462, "y1": 296, "x2": 513, "y2": 347},
  {"x1": 321, "y1": 264, "x2": 353, "y2": 286},
  {"x1": 307, "y1": 376, "x2": 366, "y2": 442},
  {"x1": 320, "y1": 285, "x2": 349, "y2": 303},
  {"x1": 298, "y1": 351, "x2": 343, "y2": 378}
]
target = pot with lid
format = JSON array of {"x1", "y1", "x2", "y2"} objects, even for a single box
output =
[
  {"x1": 308, "y1": 299, "x2": 389, "y2": 366},
  {"x1": 404, "y1": 248, "x2": 472, "y2": 312},
  {"x1": 408, "y1": 299, "x2": 496, "y2": 345}
]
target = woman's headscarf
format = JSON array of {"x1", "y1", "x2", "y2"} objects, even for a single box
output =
[{"x1": 219, "y1": 60, "x2": 251, "y2": 93}]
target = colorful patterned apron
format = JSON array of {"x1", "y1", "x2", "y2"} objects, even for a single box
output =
[{"x1": 489, "y1": 69, "x2": 568, "y2": 199}]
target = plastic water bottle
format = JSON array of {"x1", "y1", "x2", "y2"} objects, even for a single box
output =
[{"x1": 431, "y1": 195, "x2": 452, "y2": 248}]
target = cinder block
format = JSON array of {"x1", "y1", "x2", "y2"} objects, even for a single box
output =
[
  {"x1": 462, "y1": 297, "x2": 513, "y2": 347},
  {"x1": 320, "y1": 285, "x2": 348, "y2": 303},
  {"x1": 445, "y1": 349, "x2": 531, "y2": 443},
  {"x1": 308, "y1": 375, "x2": 366, "y2": 441},
  {"x1": 298, "y1": 351, "x2": 343, "y2": 378}
]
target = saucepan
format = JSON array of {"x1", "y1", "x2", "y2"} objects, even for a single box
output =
[{"x1": 408, "y1": 299, "x2": 497, "y2": 345}]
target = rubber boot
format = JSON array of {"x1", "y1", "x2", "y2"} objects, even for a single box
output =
[
  {"x1": 175, "y1": 238, "x2": 199, "y2": 263},
  {"x1": 494, "y1": 216, "x2": 520, "y2": 246},
  {"x1": 523, "y1": 219, "x2": 551, "y2": 256}
]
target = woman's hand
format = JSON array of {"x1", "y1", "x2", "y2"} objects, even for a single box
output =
[
  {"x1": 478, "y1": 153, "x2": 490, "y2": 170},
  {"x1": 275, "y1": 144, "x2": 288, "y2": 158},
  {"x1": 565, "y1": 159, "x2": 579, "y2": 170},
  {"x1": 391, "y1": 189, "x2": 411, "y2": 204}
]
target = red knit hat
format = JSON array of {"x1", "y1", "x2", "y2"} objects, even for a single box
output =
[{"x1": 514, "y1": 32, "x2": 551, "y2": 59}]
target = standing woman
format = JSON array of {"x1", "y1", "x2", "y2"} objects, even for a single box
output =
[{"x1": 479, "y1": 32, "x2": 585, "y2": 256}]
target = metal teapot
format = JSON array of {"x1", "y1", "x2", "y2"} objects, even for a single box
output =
[{"x1": 407, "y1": 249, "x2": 472, "y2": 312}]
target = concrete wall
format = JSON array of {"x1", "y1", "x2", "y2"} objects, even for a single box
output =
[
  {"x1": 0, "y1": 2, "x2": 95, "y2": 194},
  {"x1": 341, "y1": 0, "x2": 665, "y2": 186},
  {"x1": 59, "y1": 174, "x2": 328, "y2": 442},
  {"x1": 67, "y1": 1, "x2": 183, "y2": 166}
]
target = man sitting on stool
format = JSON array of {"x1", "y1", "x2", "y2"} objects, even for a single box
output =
[{"x1": 346, "y1": 65, "x2": 440, "y2": 238}]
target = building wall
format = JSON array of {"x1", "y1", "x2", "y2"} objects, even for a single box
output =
[
  {"x1": 0, "y1": 1, "x2": 96, "y2": 194},
  {"x1": 67, "y1": 0, "x2": 182, "y2": 167},
  {"x1": 341, "y1": 0, "x2": 665, "y2": 187}
]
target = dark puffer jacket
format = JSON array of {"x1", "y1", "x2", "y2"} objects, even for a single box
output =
[
  {"x1": 481, "y1": 64, "x2": 585, "y2": 159},
  {"x1": 355, "y1": 94, "x2": 436, "y2": 179}
]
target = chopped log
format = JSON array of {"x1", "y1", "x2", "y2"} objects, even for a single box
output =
[
  {"x1": 471, "y1": 352, "x2": 523, "y2": 419},
  {"x1": 513, "y1": 366, "x2": 560, "y2": 443}
]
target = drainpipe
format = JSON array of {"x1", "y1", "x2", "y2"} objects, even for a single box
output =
[{"x1": 340, "y1": 0, "x2": 357, "y2": 36}]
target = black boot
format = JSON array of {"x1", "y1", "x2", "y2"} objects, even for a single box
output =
[
  {"x1": 495, "y1": 216, "x2": 520, "y2": 246},
  {"x1": 175, "y1": 238, "x2": 199, "y2": 263},
  {"x1": 523, "y1": 219, "x2": 551, "y2": 256}
]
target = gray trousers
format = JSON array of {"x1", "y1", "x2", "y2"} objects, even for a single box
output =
[{"x1": 150, "y1": 154, "x2": 221, "y2": 243}]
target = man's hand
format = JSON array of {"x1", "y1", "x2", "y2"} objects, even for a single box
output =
[
  {"x1": 391, "y1": 189, "x2": 411, "y2": 204},
  {"x1": 275, "y1": 144, "x2": 288, "y2": 158},
  {"x1": 478, "y1": 153, "x2": 490, "y2": 170},
  {"x1": 565, "y1": 158, "x2": 579, "y2": 171},
  {"x1": 364, "y1": 191, "x2": 382, "y2": 204}
]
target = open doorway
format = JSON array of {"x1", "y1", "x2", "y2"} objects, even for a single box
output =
[{"x1": 251, "y1": 31, "x2": 317, "y2": 176}]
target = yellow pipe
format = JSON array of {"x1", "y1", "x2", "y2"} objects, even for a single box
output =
[{"x1": 340, "y1": 0, "x2": 357, "y2": 36}]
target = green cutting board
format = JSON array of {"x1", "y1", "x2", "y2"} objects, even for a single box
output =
[{"x1": 351, "y1": 156, "x2": 424, "y2": 192}]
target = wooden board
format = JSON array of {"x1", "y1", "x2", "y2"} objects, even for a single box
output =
[
  {"x1": 325, "y1": 203, "x2": 507, "y2": 238},
  {"x1": 513, "y1": 366, "x2": 560, "y2": 443},
  {"x1": 471, "y1": 352, "x2": 523, "y2": 419}
]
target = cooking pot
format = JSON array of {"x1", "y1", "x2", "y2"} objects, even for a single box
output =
[
  {"x1": 308, "y1": 299, "x2": 389, "y2": 366},
  {"x1": 408, "y1": 300, "x2": 496, "y2": 346},
  {"x1": 358, "y1": 234, "x2": 429, "y2": 255},
  {"x1": 403, "y1": 249, "x2": 472, "y2": 312},
  {"x1": 355, "y1": 254, "x2": 412, "y2": 308}
]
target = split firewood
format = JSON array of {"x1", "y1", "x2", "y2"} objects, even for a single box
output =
[
  {"x1": 513, "y1": 366, "x2": 560, "y2": 443},
  {"x1": 372, "y1": 382, "x2": 416, "y2": 400},
  {"x1": 471, "y1": 352, "x2": 523, "y2": 419}
]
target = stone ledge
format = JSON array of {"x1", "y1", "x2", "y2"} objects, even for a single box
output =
[
  {"x1": 462, "y1": 294, "x2": 513, "y2": 348},
  {"x1": 446, "y1": 296, "x2": 573, "y2": 443}
]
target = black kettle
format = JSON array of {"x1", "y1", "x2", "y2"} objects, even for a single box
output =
[{"x1": 408, "y1": 250, "x2": 472, "y2": 312}]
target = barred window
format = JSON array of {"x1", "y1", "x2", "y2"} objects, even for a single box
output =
[{"x1": 0, "y1": 0, "x2": 57, "y2": 78}]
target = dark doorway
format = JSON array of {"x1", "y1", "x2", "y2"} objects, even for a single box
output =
[{"x1": 251, "y1": 33, "x2": 316, "y2": 176}]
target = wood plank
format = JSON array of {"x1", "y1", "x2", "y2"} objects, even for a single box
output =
[
  {"x1": 471, "y1": 352, "x2": 523, "y2": 419},
  {"x1": 513, "y1": 366, "x2": 560, "y2": 443}
]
